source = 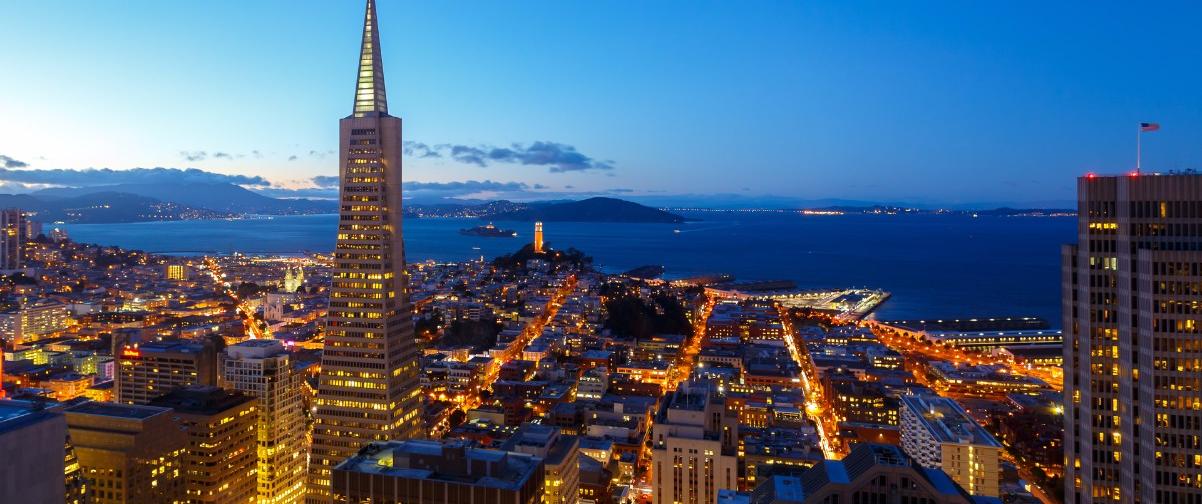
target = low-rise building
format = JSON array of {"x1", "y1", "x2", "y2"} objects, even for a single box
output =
[
  {"x1": 330, "y1": 439, "x2": 545, "y2": 504},
  {"x1": 502, "y1": 423, "x2": 580, "y2": 504},
  {"x1": 775, "y1": 443, "x2": 975, "y2": 503},
  {"x1": 64, "y1": 401, "x2": 189, "y2": 503},
  {"x1": 900, "y1": 394, "x2": 1001, "y2": 497}
]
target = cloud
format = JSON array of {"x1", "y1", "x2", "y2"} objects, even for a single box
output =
[
  {"x1": 407, "y1": 180, "x2": 531, "y2": 195},
  {"x1": 0, "y1": 155, "x2": 28, "y2": 169},
  {"x1": 405, "y1": 141, "x2": 612, "y2": 173},
  {"x1": 311, "y1": 175, "x2": 340, "y2": 188},
  {"x1": 402, "y1": 141, "x2": 442, "y2": 159},
  {"x1": 280, "y1": 140, "x2": 610, "y2": 173},
  {"x1": 181, "y1": 151, "x2": 208, "y2": 162},
  {"x1": 181, "y1": 150, "x2": 257, "y2": 162},
  {"x1": 293, "y1": 177, "x2": 553, "y2": 200},
  {"x1": 0, "y1": 167, "x2": 269, "y2": 187}
]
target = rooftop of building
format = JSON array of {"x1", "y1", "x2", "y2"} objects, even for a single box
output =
[
  {"x1": 717, "y1": 488, "x2": 752, "y2": 504},
  {"x1": 64, "y1": 400, "x2": 170, "y2": 420},
  {"x1": 884, "y1": 316, "x2": 1049, "y2": 333},
  {"x1": 335, "y1": 439, "x2": 542, "y2": 491},
  {"x1": 766, "y1": 475, "x2": 806, "y2": 502},
  {"x1": 124, "y1": 338, "x2": 211, "y2": 354},
  {"x1": 224, "y1": 338, "x2": 286, "y2": 358},
  {"x1": 578, "y1": 436, "x2": 614, "y2": 451},
  {"x1": 502, "y1": 423, "x2": 578, "y2": 465},
  {"x1": 148, "y1": 386, "x2": 254, "y2": 415},
  {"x1": 800, "y1": 443, "x2": 970, "y2": 501},
  {"x1": 0, "y1": 399, "x2": 61, "y2": 432},
  {"x1": 901, "y1": 395, "x2": 1001, "y2": 447}
]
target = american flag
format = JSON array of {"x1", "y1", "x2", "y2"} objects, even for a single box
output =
[{"x1": 1141, "y1": 122, "x2": 1160, "y2": 132}]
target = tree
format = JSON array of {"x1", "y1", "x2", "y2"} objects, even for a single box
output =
[{"x1": 448, "y1": 409, "x2": 467, "y2": 429}]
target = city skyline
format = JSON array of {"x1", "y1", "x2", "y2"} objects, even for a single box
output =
[
  {"x1": 2, "y1": 1, "x2": 1202, "y2": 207},
  {"x1": 10, "y1": 2, "x2": 1202, "y2": 504}
]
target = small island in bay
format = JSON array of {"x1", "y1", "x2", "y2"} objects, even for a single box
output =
[{"x1": 459, "y1": 222, "x2": 518, "y2": 237}]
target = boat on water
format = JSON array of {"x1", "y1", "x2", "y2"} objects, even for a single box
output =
[{"x1": 459, "y1": 222, "x2": 517, "y2": 237}]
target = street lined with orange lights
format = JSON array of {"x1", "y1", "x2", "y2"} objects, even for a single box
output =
[
  {"x1": 776, "y1": 306, "x2": 840, "y2": 458},
  {"x1": 460, "y1": 274, "x2": 578, "y2": 413}
]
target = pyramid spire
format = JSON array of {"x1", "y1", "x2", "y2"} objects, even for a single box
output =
[{"x1": 353, "y1": 0, "x2": 388, "y2": 117}]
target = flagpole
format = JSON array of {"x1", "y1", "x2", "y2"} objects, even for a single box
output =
[{"x1": 1136, "y1": 123, "x2": 1142, "y2": 174}]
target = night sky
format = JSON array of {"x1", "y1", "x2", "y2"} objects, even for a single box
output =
[{"x1": 2, "y1": 1, "x2": 1200, "y2": 207}]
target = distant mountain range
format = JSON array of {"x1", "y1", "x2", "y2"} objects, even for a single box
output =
[
  {"x1": 405, "y1": 197, "x2": 686, "y2": 223},
  {"x1": 1, "y1": 183, "x2": 688, "y2": 225},
  {"x1": 0, "y1": 191, "x2": 234, "y2": 223},
  {"x1": 34, "y1": 183, "x2": 336, "y2": 215},
  {"x1": 488, "y1": 197, "x2": 686, "y2": 223},
  {"x1": 0, "y1": 181, "x2": 1071, "y2": 225},
  {"x1": 0, "y1": 182, "x2": 335, "y2": 224}
]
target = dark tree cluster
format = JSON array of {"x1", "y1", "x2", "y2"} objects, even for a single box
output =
[
  {"x1": 603, "y1": 289, "x2": 691, "y2": 339},
  {"x1": 492, "y1": 243, "x2": 593, "y2": 271},
  {"x1": 234, "y1": 281, "x2": 270, "y2": 299},
  {"x1": 439, "y1": 318, "x2": 503, "y2": 353}
]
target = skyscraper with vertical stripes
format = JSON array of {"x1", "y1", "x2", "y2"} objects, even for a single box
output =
[
  {"x1": 1063, "y1": 173, "x2": 1202, "y2": 504},
  {"x1": 306, "y1": 0, "x2": 423, "y2": 500}
]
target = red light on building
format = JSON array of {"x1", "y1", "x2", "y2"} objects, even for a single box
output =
[
  {"x1": 1085, "y1": 172, "x2": 1097, "y2": 179},
  {"x1": 120, "y1": 348, "x2": 141, "y2": 359}
]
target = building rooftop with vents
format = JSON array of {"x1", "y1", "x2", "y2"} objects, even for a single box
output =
[
  {"x1": 901, "y1": 395, "x2": 1001, "y2": 447},
  {"x1": 333, "y1": 438, "x2": 543, "y2": 492}
]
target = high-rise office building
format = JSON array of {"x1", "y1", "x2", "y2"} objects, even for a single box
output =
[
  {"x1": 222, "y1": 339, "x2": 307, "y2": 504},
  {"x1": 165, "y1": 263, "x2": 190, "y2": 281},
  {"x1": 1063, "y1": 173, "x2": 1202, "y2": 504},
  {"x1": 64, "y1": 401, "x2": 189, "y2": 504},
  {"x1": 307, "y1": 0, "x2": 423, "y2": 500},
  {"x1": 0, "y1": 208, "x2": 24, "y2": 270},
  {"x1": 534, "y1": 221, "x2": 545, "y2": 253},
  {"x1": 650, "y1": 380, "x2": 739, "y2": 504},
  {"x1": 150, "y1": 386, "x2": 258, "y2": 504},
  {"x1": 899, "y1": 394, "x2": 1001, "y2": 497},
  {"x1": 114, "y1": 337, "x2": 218, "y2": 405}
]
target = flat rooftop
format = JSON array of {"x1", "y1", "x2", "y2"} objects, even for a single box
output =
[
  {"x1": 885, "y1": 316, "x2": 1049, "y2": 332},
  {"x1": 902, "y1": 395, "x2": 1000, "y2": 447},
  {"x1": 335, "y1": 439, "x2": 541, "y2": 491},
  {"x1": 0, "y1": 400, "x2": 61, "y2": 435},
  {"x1": 64, "y1": 401, "x2": 169, "y2": 420}
]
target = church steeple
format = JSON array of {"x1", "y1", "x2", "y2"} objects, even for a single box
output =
[{"x1": 353, "y1": 0, "x2": 388, "y2": 117}]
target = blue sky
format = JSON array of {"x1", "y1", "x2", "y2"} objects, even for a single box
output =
[{"x1": 1, "y1": 1, "x2": 1200, "y2": 207}]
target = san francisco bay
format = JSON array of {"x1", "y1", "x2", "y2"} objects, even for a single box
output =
[{"x1": 59, "y1": 212, "x2": 1075, "y2": 323}]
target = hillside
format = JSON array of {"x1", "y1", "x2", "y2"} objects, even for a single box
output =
[
  {"x1": 34, "y1": 182, "x2": 337, "y2": 215},
  {"x1": 488, "y1": 197, "x2": 685, "y2": 223},
  {"x1": 0, "y1": 192, "x2": 233, "y2": 223}
]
